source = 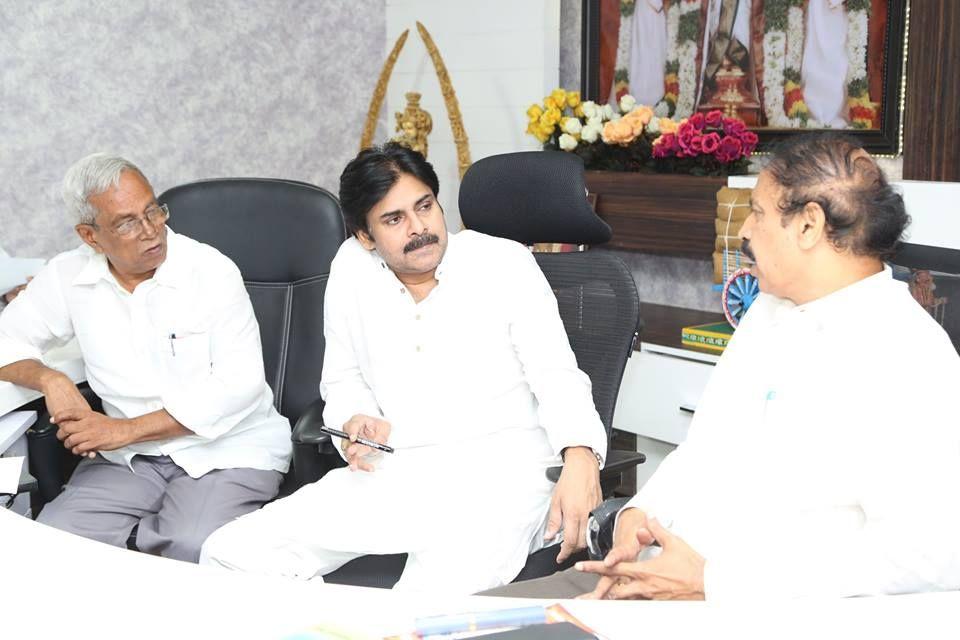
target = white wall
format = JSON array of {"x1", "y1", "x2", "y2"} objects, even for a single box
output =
[{"x1": 384, "y1": 0, "x2": 559, "y2": 230}]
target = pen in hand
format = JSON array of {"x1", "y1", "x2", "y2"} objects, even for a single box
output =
[{"x1": 319, "y1": 425, "x2": 394, "y2": 454}]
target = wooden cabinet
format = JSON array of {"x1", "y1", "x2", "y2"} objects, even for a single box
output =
[
  {"x1": 585, "y1": 172, "x2": 724, "y2": 258},
  {"x1": 614, "y1": 304, "x2": 724, "y2": 488}
]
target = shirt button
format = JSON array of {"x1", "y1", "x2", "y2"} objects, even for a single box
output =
[
  {"x1": 415, "y1": 345, "x2": 421, "y2": 352},
  {"x1": 415, "y1": 314, "x2": 421, "y2": 320},
  {"x1": 400, "y1": 288, "x2": 406, "y2": 294}
]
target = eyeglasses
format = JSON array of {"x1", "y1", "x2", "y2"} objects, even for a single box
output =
[{"x1": 92, "y1": 203, "x2": 170, "y2": 239}]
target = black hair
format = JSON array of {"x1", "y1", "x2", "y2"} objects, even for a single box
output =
[
  {"x1": 765, "y1": 132, "x2": 909, "y2": 259},
  {"x1": 338, "y1": 142, "x2": 440, "y2": 237}
]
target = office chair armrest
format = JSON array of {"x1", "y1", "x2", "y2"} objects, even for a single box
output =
[
  {"x1": 586, "y1": 496, "x2": 632, "y2": 560},
  {"x1": 290, "y1": 397, "x2": 348, "y2": 490},
  {"x1": 291, "y1": 397, "x2": 330, "y2": 445},
  {"x1": 545, "y1": 447, "x2": 646, "y2": 483}
]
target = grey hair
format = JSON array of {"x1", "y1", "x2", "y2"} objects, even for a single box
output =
[{"x1": 62, "y1": 153, "x2": 145, "y2": 225}]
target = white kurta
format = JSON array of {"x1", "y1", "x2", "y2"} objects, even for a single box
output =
[
  {"x1": 0, "y1": 230, "x2": 291, "y2": 477},
  {"x1": 802, "y1": 0, "x2": 849, "y2": 127},
  {"x1": 625, "y1": 267, "x2": 960, "y2": 599},
  {"x1": 627, "y1": 0, "x2": 668, "y2": 107},
  {"x1": 202, "y1": 230, "x2": 607, "y2": 592}
]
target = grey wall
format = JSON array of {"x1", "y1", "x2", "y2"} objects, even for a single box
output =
[{"x1": 0, "y1": 0, "x2": 386, "y2": 260}]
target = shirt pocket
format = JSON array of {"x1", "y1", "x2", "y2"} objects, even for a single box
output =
[{"x1": 162, "y1": 330, "x2": 212, "y2": 381}]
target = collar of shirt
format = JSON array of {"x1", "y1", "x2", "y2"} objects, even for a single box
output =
[
  {"x1": 367, "y1": 231, "x2": 459, "y2": 293},
  {"x1": 70, "y1": 229, "x2": 191, "y2": 292},
  {"x1": 767, "y1": 265, "x2": 894, "y2": 329}
]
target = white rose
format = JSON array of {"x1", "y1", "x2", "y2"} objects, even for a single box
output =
[
  {"x1": 581, "y1": 124, "x2": 601, "y2": 143},
  {"x1": 654, "y1": 101, "x2": 671, "y2": 117},
  {"x1": 558, "y1": 133, "x2": 579, "y2": 151},
  {"x1": 619, "y1": 94, "x2": 637, "y2": 113},
  {"x1": 562, "y1": 118, "x2": 583, "y2": 135},
  {"x1": 602, "y1": 104, "x2": 616, "y2": 120},
  {"x1": 646, "y1": 117, "x2": 661, "y2": 135},
  {"x1": 581, "y1": 101, "x2": 598, "y2": 120},
  {"x1": 587, "y1": 116, "x2": 603, "y2": 130}
]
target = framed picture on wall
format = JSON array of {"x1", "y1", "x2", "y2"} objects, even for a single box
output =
[{"x1": 580, "y1": 0, "x2": 909, "y2": 155}]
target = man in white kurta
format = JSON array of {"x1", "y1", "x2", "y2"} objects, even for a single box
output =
[
  {"x1": 201, "y1": 143, "x2": 608, "y2": 592},
  {"x1": 0, "y1": 154, "x2": 291, "y2": 562},
  {"x1": 498, "y1": 133, "x2": 960, "y2": 600}
]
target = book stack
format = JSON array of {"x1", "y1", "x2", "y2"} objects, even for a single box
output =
[
  {"x1": 681, "y1": 320, "x2": 734, "y2": 352},
  {"x1": 713, "y1": 187, "x2": 753, "y2": 284}
]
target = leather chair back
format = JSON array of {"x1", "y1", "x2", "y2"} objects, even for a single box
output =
[
  {"x1": 460, "y1": 151, "x2": 640, "y2": 439},
  {"x1": 161, "y1": 178, "x2": 346, "y2": 425}
]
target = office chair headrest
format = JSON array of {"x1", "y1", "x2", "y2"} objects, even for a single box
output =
[
  {"x1": 458, "y1": 151, "x2": 612, "y2": 246},
  {"x1": 161, "y1": 178, "x2": 345, "y2": 283}
]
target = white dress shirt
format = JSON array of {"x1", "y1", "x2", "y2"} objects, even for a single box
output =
[
  {"x1": 319, "y1": 230, "x2": 607, "y2": 464},
  {"x1": 0, "y1": 229, "x2": 291, "y2": 478},
  {"x1": 626, "y1": 267, "x2": 960, "y2": 599}
]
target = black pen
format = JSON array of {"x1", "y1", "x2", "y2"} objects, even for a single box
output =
[{"x1": 319, "y1": 426, "x2": 395, "y2": 454}]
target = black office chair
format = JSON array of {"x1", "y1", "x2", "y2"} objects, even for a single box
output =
[
  {"x1": 292, "y1": 150, "x2": 646, "y2": 586},
  {"x1": 27, "y1": 178, "x2": 346, "y2": 511},
  {"x1": 163, "y1": 178, "x2": 346, "y2": 494}
]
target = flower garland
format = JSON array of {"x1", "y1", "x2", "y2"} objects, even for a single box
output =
[
  {"x1": 762, "y1": 0, "x2": 799, "y2": 127},
  {"x1": 845, "y1": 0, "x2": 876, "y2": 128},
  {"x1": 611, "y1": 0, "x2": 636, "y2": 102},
  {"x1": 660, "y1": 0, "x2": 702, "y2": 118},
  {"x1": 782, "y1": 1, "x2": 812, "y2": 125}
]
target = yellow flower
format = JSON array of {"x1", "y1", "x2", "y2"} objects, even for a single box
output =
[
  {"x1": 574, "y1": 104, "x2": 585, "y2": 118},
  {"x1": 621, "y1": 111, "x2": 646, "y2": 136},
  {"x1": 537, "y1": 123, "x2": 554, "y2": 141},
  {"x1": 601, "y1": 119, "x2": 636, "y2": 146},
  {"x1": 566, "y1": 91, "x2": 581, "y2": 109},
  {"x1": 787, "y1": 100, "x2": 808, "y2": 118},
  {"x1": 544, "y1": 96, "x2": 559, "y2": 110},
  {"x1": 539, "y1": 107, "x2": 562, "y2": 127},
  {"x1": 550, "y1": 88, "x2": 567, "y2": 107},
  {"x1": 526, "y1": 104, "x2": 544, "y2": 121},
  {"x1": 658, "y1": 117, "x2": 679, "y2": 135}
]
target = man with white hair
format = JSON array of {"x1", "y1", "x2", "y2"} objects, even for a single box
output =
[{"x1": 0, "y1": 154, "x2": 291, "y2": 562}]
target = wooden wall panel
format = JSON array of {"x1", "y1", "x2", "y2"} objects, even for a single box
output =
[{"x1": 902, "y1": 0, "x2": 960, "y2": 181}]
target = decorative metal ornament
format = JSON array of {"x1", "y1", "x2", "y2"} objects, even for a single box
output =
[
  {"x1": 360, "y1": 21, "x2": 472, "y2": 178},
  {"x1": 722, "y1": 267, "x2": 759, "y2": 328}
]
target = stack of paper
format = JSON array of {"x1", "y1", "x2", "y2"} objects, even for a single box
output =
[{"x1": 0, "y1": 256, "x2": 44, "y2": 293}]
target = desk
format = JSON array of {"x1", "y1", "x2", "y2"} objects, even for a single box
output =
[
  {"x1": 1, "y1": 509, "x2": 956, "y2": 639},
  {"x1": 0, "y1": 340, "x2": 86, "y2": 416}
]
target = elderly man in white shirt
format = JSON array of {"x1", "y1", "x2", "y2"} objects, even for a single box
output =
[
  {"x1": 200, "y1": 143, "x2": 608, "y2": 593},
  {"x1": 493, "y1": 132, "x2": 960, "y2": 600},
  {"x1": 0, "y1": 153, "x2": 291, "y2": 562}
]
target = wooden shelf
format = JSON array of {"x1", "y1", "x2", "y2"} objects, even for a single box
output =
[{"x1": 585, "y1": 171, "x2": 724, "y2": 258}]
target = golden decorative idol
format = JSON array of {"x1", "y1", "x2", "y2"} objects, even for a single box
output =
[
  {"x1": 394, "y1": 92, "x2": 433, "y2": 157},
  {"x1": 361, "y1": 21, "x2": 472, "y2": 178}
]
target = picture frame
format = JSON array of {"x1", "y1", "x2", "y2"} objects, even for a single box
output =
[{"x1": 580, "y1": 0, "x2": 909, "y2": 155}]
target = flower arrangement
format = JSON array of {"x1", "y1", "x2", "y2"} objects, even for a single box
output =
[{"x1": 525, "y1": 89, "x2": 757, "y2": 176}]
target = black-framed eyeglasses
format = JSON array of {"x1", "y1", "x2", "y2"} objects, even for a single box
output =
[{"x1": 90, "y1": 203, "x2": 170, "y2": 239}]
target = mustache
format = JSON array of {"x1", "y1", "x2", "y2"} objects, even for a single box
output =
[
  {"x1": 741, "y1": 238, "x2": 756, "y2": 262},
  {"x1": 403, "y1": 233, "x2": 440, "y2": 254}
]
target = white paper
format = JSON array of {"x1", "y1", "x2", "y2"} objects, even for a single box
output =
[
  {"x1": 0, "y1": 257, "x2": 44, "y2": 293},
  {"x1": 0, "y1": 456, "x2": 25, "y2": 494}
]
